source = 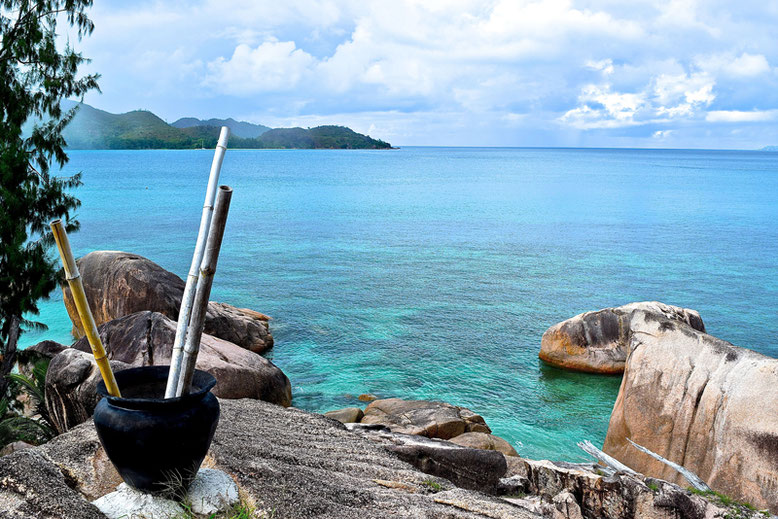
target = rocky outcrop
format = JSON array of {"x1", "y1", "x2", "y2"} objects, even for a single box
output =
[
  {"x1": 61, "y1": 251, "x2": 273, "y2": 353},
  {"x1": 449, "y1": 432, "x2": 519, "y2": 457},
  {"x1": 603, "y1": 311, "x2": 778, "y2": 514},
  {"x1": 46, "y1": 311, "x2": 291, "y2": 433},
  {"x1": 361, "y1": 398, "x2": 491, "y2": 439},
  {"x1": 4, "y1": 399, "x2": 766, "y2": 519},
  {"x1": 3, "y1": 399, "x2": 539, "y2": 519},
  {"x1": 539, "y1": 301, "x2": 705, "y2": 374}
]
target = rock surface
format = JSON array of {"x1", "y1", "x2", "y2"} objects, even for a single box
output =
[
  {"x1": 61, "y1": 250, "x2": 273, "y2": 353},
  {"x1": 15, "y1": 340, "x2": 67, "y2": 376},
  {"x1": 46, "y1": 311, "x2": 291, "y2": 433},
  {"x1": 325, "y1": 406, "x2": 364, "y2": 423},
  {"x1": 449, "y1": 432, "x2": 519, "y2": 457},
  {"x1": 603, "y1": 311, "x2": 778, "y2": 514},
  {"x1": 361, "y1": 398, "x2": 491, "y2": 439},
  {"x1": 3, "y1": 400, "x2": 539, "y2": 519},
  {"x1": 539, "y1": 301, "x2": 705, "y2": 374},
  {"x1": 2, "y1": 398, "x2": 770, "y2": 519}
]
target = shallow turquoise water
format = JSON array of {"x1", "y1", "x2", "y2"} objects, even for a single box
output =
[{"x1": 19, "y1": 147, "x2": 778, "y2": 461}]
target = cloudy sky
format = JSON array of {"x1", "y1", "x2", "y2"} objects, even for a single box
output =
[{"x1": 73, "y1": 0, "x2": 778, "y2": 148}]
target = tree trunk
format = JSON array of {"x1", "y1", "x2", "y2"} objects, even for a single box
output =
[{"x1": 0, "y1": 317, "x2": 20, "y2": 397}]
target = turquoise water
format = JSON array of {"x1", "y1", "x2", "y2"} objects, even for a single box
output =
[{"x1": 19, "y1": 147, "x2": 778, "y2": 462}]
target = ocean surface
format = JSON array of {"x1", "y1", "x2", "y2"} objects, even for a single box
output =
[{"x1": 19, "y1": 147, "x2": 778, "y2": 462}]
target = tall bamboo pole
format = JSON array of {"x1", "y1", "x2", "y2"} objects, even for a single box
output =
[
  {"x1": 50, "y1": 220, "x2": 121, "y2": 397},
  {"x1": 175, "y1": 186, "x2": 233, "y2": 396},
  {"x1": 165, "y1": 127, "x2": 230, "y2": 398}
]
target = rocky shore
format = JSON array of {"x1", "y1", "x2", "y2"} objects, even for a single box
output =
[
  {"x1": 2, "y1": 398, "x2": 770, "y2": 519},
  {"x1": 3, "y1": 251, "x2": 777, "y2": 517}
]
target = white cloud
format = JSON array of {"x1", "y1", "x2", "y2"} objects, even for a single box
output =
[
  {"x1": 706, "y1": 110, "x2": 778, "y2": 123},
  {"x1": 205, "y1": 41, "x2": 315, "y2": 95},
  {"x1": 696, "y1": 52, "x2": 771, "y2": 78}
]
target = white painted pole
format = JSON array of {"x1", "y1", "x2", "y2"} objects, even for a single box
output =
[
  {"x1": 175, "y1": 186, "x2": 233, "y2": 396},
  {"x1": 165, "y1": 127, "x2": 230, "y2": 398}
]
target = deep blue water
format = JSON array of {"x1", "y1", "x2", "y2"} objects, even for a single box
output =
[{"x1": 19, "y1": 147, "x2": 778, "y2": 462}]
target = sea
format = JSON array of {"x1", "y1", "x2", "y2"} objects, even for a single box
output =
[{"x1": 18, "y1": 147, "x2": 778, "y2": 462}]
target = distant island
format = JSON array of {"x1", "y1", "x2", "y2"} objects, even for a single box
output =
[
  {"x1": 761, "y1": 145, "x2": 778, "y2": 151},
  {"x1": 56, "y1": 101, "x2": 393, "y2": 150}
]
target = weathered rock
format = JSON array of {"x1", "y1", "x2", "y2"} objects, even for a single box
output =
[
  {"x1": 539, "y1": 301, "x2": 705, "y2": 373},
  {"x1": 355, "y1": 427, "x2": 509, "y2": 493},
  {"x1": 603, "y1": 311, "x2": 778, "y2": 514},
  {"x1": 61, "y1": 250, "x2": 273, "y2": 353},
  {"x1": 0, "y1": 448, "x2": 106, "y2": 518},
  {"x1": 503, "y1": 456, "x2": 765, "y2": 519},
  {"x1": 46, "y1": 311, "x2": 291, "y2": 433},
  {"x1": 449, "y1": 432, "x2": 519, "y2": 457},
  {"x1": 5, "y1": 399, "x2": 540, "y2": 519},
  {"x1": 45, "y1": 348, "x2": 131, "y2": 434},
  {"x1": 358, "y1": 393, "x2": 378, "y2": 402},
  {"x1": 15, "y1": 340, "x2": 67, "y2": 377},
  {"x1": 361, "y1": 398, "x2": 491, "y2": 439},
  {"x1": 325, "y1": 406, "x2": 364, "y2": 423},
  {"x1": 0, "y1": 441, "x2": 33, "y2": 457}
]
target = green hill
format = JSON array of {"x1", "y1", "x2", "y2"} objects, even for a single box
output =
[
  {"x1": 172, "y1": 117, "x2": 270, "y2": 139},
  {"x1": 56, "y1": 102, "x2": 392, "y2": 150}
]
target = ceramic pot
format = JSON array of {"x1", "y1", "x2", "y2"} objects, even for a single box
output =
[{"x1": 94, "y1": 366, "x2": 220, "y2": 494}]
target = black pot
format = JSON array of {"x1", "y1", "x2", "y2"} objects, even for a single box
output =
[{"x1": 94, "y1": 366, "x2": 220, "y2": 494}]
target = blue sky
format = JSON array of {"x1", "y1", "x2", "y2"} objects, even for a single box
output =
[{"x1": 73, "y1": 0, "x2": 778, "y2": 148}]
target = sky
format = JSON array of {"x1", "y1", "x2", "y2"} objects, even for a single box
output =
[{"x1": 68, "y1": 0, "x2": 778, "y2": 148}]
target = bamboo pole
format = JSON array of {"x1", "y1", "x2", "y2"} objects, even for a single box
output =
[
  {"x1": 50, "y1": 220, "x2": 121, "y2": 397},
  {"x1": 175, "y1": 185, "x2": 233, "y2": 396},
  {"x1": 165, "y1": 127, "x2": 230, "y2": 398}
]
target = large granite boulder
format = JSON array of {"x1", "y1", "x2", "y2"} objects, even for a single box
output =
[
  {"x1": 360, "y1": 398, "x2": 491, "y2": 439},
  {"x1": 539, "y1": 301, "x2": 705, "y2": 373},
  {"x1": 603, "y1": 311, "x2": 778, "y2": 514},
  {"x1": 60, "y1": 251, "x2": 273, "y2": 353},
  {"x1": 46, "y1": 311, "x2": 291, "y2": 433}
]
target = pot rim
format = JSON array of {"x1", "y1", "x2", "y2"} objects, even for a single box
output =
[{"x1": 96, "y1": 366, "x2": 217, "y2": 410}]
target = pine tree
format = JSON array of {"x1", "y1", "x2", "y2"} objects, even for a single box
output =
[{"x1": 0, "y1": 0, "x2": 99, "y2": 396}]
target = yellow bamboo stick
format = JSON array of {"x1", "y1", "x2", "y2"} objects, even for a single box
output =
[{"x1": 50, "y1": 220, "x2": 121, "y2": 397}]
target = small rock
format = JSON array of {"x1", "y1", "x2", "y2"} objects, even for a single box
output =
[
  {"x1": 92, "y1": 483, "x2": 183, "y2": 519},
  {"x1": 448, "y1": 432, "x2": 519, "y2": 457},
  {"x1": 91, "y1": 469, "x2": 239, "y2": 519},
  {"x1": 0, "y1": 441, "x2": 34, "y2": 457},
  {"x1": 361, "y1": 398, "x2": 491, "y2": 440},
  {"x1": 358, "y1": 393, "x2": 378, "y2": 402},
  {"x1": 325, "y1": 407, "x2": 364, "y2": 423},
  {"x1": 187, "y1": 468, "x2": 239, "y2": 515}
]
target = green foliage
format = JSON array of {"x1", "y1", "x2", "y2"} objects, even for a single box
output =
[
  {"x1": 173, "y1": 497, "x2": 261, "y2": 519},
  {"x1": 421, "y1": 479, "x2": 443, "y2": 492},
  {"x1": 0, "y1": 359, "x2": 56, "y2": 448},
  {"x1": 647, "y1": 482, "x2": 659, "y2": 492},
  {"x1": 687, "y1": 488, "x2": 766, "y2": 518},
  {"x1": 1, "y1": 0, "x2": 97, "y2": 394}
]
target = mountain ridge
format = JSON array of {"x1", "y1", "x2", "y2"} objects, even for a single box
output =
[{"x1": 55, "y1": 101, "x2": 392, "y2": 150}]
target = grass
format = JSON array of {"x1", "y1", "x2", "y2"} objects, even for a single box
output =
[
  {"x1": 687, "y1": 488, "x2": 769, "y2": 518},
  {"x1": 646, "y1": 482, "x2": 659, "y2": 492},
  {"x1": 172, "y1": 498, "x2": 266, "y2": 519},
  {"x1": 420, "y1": 479, "x2": 443, "y2": 493}
]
